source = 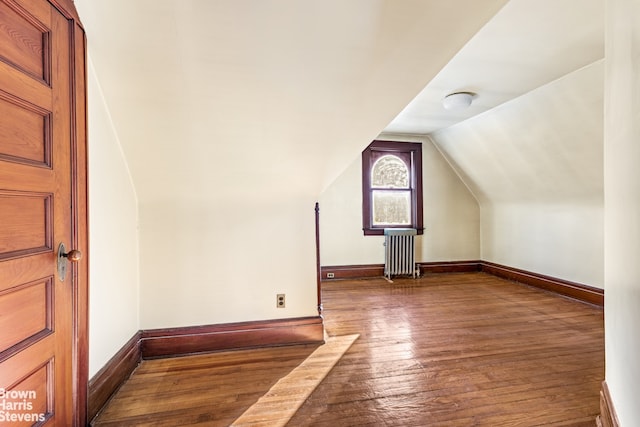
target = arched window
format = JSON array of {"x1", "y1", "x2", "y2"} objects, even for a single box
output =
[
  {"x1": 362, "y1": 140, "x2": 423, "y2": 235},
  {"x1": 371, "y1": 155, "x2": 411, "y2": 225}
]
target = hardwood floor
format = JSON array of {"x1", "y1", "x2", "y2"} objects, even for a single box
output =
[
  {"x1": 91, "y1": 345, "x2": 321, "y2": 426},
  {"x1": 92, "y1": 272, "x2": 604, "y2": 426},
  {"x1": 292, "y1": 272, "x2": 603, "y2": 426}
]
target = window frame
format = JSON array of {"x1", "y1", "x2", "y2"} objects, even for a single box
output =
[{"x1": 362, "y1": 140, "x2": 423, "y2": 236}]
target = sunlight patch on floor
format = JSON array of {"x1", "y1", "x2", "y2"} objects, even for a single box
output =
[{"x1": 231, "y1": 334, "x2": 359, "y2": 427}]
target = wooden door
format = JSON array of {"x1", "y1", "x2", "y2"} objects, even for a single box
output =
[{"x1": 0, "y1": 0, "x2": 87, "y2": 425}]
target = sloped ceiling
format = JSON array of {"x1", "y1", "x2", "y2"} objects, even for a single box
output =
[
  {"x1": 74, "y1": 0, "x2": 508, "y2": 202},
  {"x1": 384, "y1": 0, "x2": 603, "y2": 134},
  {"x1": 76, "y1": 0, "x2": 604, "y2": 209},
  {"x1": 385, "y1": 0, "x2": 604, "y2": 207},
  {"x1": 431, "y1": 60, "x2": 603, "y2": 205}
]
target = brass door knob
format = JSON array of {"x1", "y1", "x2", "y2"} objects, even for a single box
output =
[
  {"x1": 63, "y1": 249, "x2": 82, "y2": 262},
  {"x1": 57, "y1": 243, "x2": 82, "y2": 281}
]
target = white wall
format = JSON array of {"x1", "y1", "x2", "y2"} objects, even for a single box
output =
[
  {"x1": 604, "y1": 0, "x2": 640, "y2": 424},
  {"x1": 87, "y1": 59, "x2": 140, "y2": 378},
  {"x1": 319, "y1": 135, "x2": 480, "y2": 267},
  {"x1": 432, "y1": 61, "x2": 604, "y2": 288},
  {"x1": 480, "y1": 202, "x2": 603, "y2": 285},
  {"x1": 138, "y1": 196, "x2": 318, "y2": 329}
]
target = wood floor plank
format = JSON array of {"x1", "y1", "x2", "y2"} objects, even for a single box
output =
[{"x1": 92, "y1": 272, "x2": 603, "y2": 426}]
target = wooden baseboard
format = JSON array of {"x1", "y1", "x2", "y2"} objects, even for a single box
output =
[
  {"x1": 321, "y1": 264, "x2": 385, "y2": 280},
  {"x1": 88, "y1": 316, "x2": 324, "y2": 422},
  {"x1": 597, "y1": 381, "x2": 620, "y2": 427},
  {"x1": 140, "y1": 316, "x2": 325, "y2": 359},
  {"x1": 88, "y1": 331, "x2": 141, "y2": 422},
  {"x1": 420, "y1": 260, "x2": 482, "y2": 274},
  {"x1": 479, "y1": 261, "x2": 603, "y2": 307},
  {"x1": 321, "y1": 261, "x2": 603, "y2": 307},
  {"x1": 321, "y1": 261, "x2": 479, "y2": 280}
]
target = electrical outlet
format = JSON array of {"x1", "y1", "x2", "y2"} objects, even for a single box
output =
[
  {"x1": 327, "y1": 272, "x2": 335, "y2": 279},
  {"x1": 276, "y1": 294, "x2": 285, "y2": 308}
]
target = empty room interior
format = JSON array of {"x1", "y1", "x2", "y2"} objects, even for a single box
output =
[{"x1": 4, "y1": 0, "x2": 639, "y2": 425}]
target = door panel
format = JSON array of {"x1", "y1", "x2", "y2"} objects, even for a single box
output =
[
  {"x1": 0, "y1": 94, "x2": 51, "y2": 167},
  {"x1": 0, "y1": 0, "x2": 50, "y2": 83},
  {"x1": 0, "y1": 277, "x2": 52, "y2": 352},
  {"x1": 0, "y1": 192, "x2": 52, "y2": 259},
  {"x1": 0, "y1": 0, "x2": 76, "y2": 424}
]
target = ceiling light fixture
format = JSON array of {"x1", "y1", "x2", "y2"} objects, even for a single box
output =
[{"x1": 442, "y1": 91, "x2": 475, "y2": 110}]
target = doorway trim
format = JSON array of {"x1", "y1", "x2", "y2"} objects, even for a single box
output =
[{"x1": 48, "y1": 0, "x2": 89, "y2": 424}]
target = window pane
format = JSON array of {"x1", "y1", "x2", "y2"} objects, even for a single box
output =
[
  {"x1": 371, "y1": 155, "x2": 409, "y2": 188},
  {"x1": 372, "y1": 190, "x2": 411, "y2": 225}
]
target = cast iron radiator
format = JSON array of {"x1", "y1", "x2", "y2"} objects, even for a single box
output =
[{"x1": 384, "y1": 228, "x2": 417, "y2": 280}]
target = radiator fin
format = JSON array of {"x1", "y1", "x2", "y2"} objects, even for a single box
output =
[{"x1": 384, "y1": 228, "x2": 417, "y2": 280}]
